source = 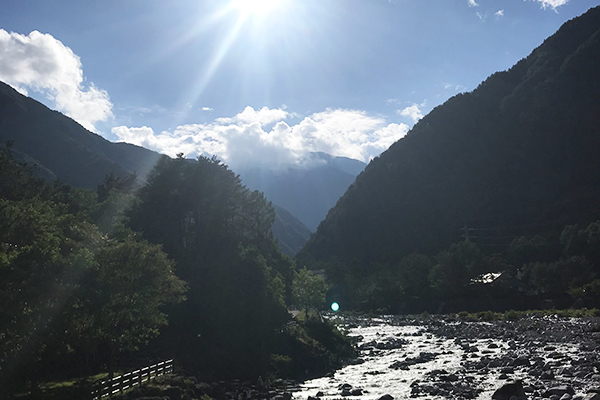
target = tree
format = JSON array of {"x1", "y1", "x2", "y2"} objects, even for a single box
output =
[
  {"x1": 0, "y1": 196, "x2": 102, "y2": 387},
  {"x1": 429, "y1": 240, "x2": 484, "y2": 299},
  {"x1": 82, "y1": 234, "x2": 186, "y2": 376},
  {"x1": 0, "y1": 152, "x2": 187, "y2": 389},
  {"x1": 127, "y1": 155, "x2": 290, "y2": 378},
  {"x1": 397, "y1": 254, "x2": 434, "y2": 300},
  {"x1": 526, "y1": 256, "x2": 592, "y2": 298},
  {"x1": 292, "y1": 267, "x2": 328, "y2": 312}
]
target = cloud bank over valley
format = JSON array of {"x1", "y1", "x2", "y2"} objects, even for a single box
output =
[{"x1": 112, "y1": 107, "x2": 409, "y2": 171}]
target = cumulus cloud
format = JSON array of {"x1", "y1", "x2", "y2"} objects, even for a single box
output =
[
  {"x1": 0, "y1": 29, "x2": 112, "y2": 131},
  {"x1": 112, "y1": 106, "x2": 409, "y2": 171},
  {"x1": 216, "y1": 105, "x2": 288, "y2": 125},
  {"x1": 532, "y1": 0, "x2": 569, "y2": 10},
  {"x1": 399, "y1": 104, "x2": 424, "y2": 123},
  {"x1": 468, "y1": 0, "x2": 479, "y2": 7},
  {"x1": 495, "y1": 9, "x2": 505, "y2": 17},
  {"x1": 201, "y1": 107, "x2": 213, "y2": 111}
]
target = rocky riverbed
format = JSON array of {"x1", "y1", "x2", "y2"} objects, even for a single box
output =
[
  {"x1": 102, "y1": 314, "x2": 600, "y2": 400},
  {"x1": 297, "y1": 314, "x2": 600, "y2": 400}
]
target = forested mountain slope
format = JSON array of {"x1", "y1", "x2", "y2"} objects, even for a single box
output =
[
  {"x1": 0, "y1": 81, "x2": 311, "y2": 254},
  {"x1": 299, "y1": 6, "x2": 600, "y2": 268},
  {"x1": 0, "y1": 81, "x2": 162, "y2": 188}
]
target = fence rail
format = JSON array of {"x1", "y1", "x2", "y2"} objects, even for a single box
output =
[{"x1": 91, "y1": 359, "x2": 174, "y2": 399}]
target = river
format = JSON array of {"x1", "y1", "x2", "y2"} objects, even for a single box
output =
[{"x1": 295, "y1": 315, "x2": 598, "y2": 400}]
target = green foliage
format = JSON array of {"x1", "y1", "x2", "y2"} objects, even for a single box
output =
[
  {"x1": 429, "y1": 241, "x2": 484, "y2": 298},
  {"x1": 275, "y1": 316, "x2": 356, "y2": 380},
  {"x1": 398, "y1": 254, "x2": 433, "y2": 299},
  {"x1": 87, "y1": 234, "x2": 187, "y2": 352},
  {"x1": 292, "y1": 267, "x2": 328, "y2": 311},
  {"x1": 0, "y1": 151, "x2": 187, "y2": 388},
  {"x1": 0, "y1": 147, "x2": 48, "y2": 200},
  {"x1": 508, "y1": 235, "x2": 560, "y2": 267},
  {"x1": 127, "y1": 155, "x2": 291, "y2": 378},
  {"x1": 525, "y1": 256, "x2": 592, "y2": 296}
]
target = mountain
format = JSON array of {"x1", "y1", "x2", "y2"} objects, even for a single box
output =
[
  {"x1": 0, "y1": 81, "x2": 162, "y2": 188},
  {"x1": 272, "y1": 204, "x2": 312, "y2": 256},
  {"x1": 298, "y1": 6, "x2": 600, "y2": 267},
  {"x1": 240, "y1": 153, "x2": 366, "y2": 231},
  {"x1": 0, "y1": 80, "x2": 313, "y2": 255}
]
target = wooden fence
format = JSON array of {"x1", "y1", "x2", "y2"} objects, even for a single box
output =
[{"x1": 90, "y1": 359, "x2": 174, "y2": 399}]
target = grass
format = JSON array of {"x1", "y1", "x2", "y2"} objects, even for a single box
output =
[{"x1": 40, "y1": 372, "x2": 109, "y2": 390}]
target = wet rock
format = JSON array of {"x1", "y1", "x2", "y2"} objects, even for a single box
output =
[
  {"x1": 492, "y1": 380, "x2": 526, "y2": 400},
  {"x1": 543, "y1": 386, "x2": 575, "y2": 398},
  {"x1": 541, "y1": 371, "x2": 555, "y2": 380},
  {"x1": 513, "y1": 357, "x2": 531, "y2": 367},
  {"x1": 316, "y1": 391, "x2": 324, "y2": 397},
  {"x1": 446, "y1": 374, "x2": 459, "y2": 382},
  {"x1": 348, "y1": 358, "x2": 365, "y2": 365},
  {"x1": 582, "y1": 394, "x2": 600, "y2": 400},
  {"x1": 377, "y1": 395, "x2": 394, "y2": 400},
  {"x1": 165, "y1": 386, "x2": 182, "y2": 400}
]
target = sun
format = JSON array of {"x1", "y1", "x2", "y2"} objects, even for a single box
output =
[{"x1": 232, "y1": 0, "x2": 285, "y2": 16}]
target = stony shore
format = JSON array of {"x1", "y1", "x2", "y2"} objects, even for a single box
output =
[
  {"x1": 331, "y1": 314, "x2": 600, "y2": 400},
  {"x1": 103, "y1": 314, "x2": 600, "y2": 400}
]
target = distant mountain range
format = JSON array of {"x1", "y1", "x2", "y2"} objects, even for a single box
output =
[
  {"x1": 239, "y1": 153, "x2": 366, "y2": 232},
  {"x1": 299, "y1": 6, "x2": 600, "y2": 266},
  {"x1": 0, "y1": 80, "x2": 358, "y2": 255}
]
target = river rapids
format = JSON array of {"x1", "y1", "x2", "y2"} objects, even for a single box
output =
[{"x1": 296, "y1": 315, "x2": 600, "y2": 400}]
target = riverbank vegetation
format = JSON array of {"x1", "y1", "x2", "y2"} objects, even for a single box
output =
[
  {"x1": 0, "y1": 148, "x2": 353, "y2": 396},
  {"x1": 313, "y1": 227, "x2": 600, "y2": 315}
]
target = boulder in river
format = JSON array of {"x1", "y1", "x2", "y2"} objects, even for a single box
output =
[{"x1": 492, "y1": 380, "x2": 527, "y2": 400}]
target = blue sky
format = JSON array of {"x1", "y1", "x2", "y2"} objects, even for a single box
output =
[{"x1": 1, "y1": 0, "x2": 598, "y2": 170}]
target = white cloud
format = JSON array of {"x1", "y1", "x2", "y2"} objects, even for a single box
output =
[
  {"x1": 216, "y1": 105, "x2": 288, "y2": 125},
  {"x1": 495, "y1": 9, "x2": 505, "y2": 17},
  {"x1": 468, "y1": 0, "x2": 479, "y2": 7},
  {"x1": 112, "y1": 107, "x2": 409, "y2": 171},
  {"x1": 0, "y1": 30, "x2": 112, "y2": 132},
  {"x1": 531, "y1": 0, "x2": 569, "y2": 10},
  {"x1": 399, "y1": 104, "x2": 424, "y2": 123},
  {"x1": 202, "y1": 107, "x2": 213, "y2": 111}
]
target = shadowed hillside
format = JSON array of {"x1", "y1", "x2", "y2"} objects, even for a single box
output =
[
  {"x1": 299, "y1": 6, "x2": 600, "y2": 268},
  {"x1": 0, "y1": 81, "x2": 162, "y2": 188}
]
